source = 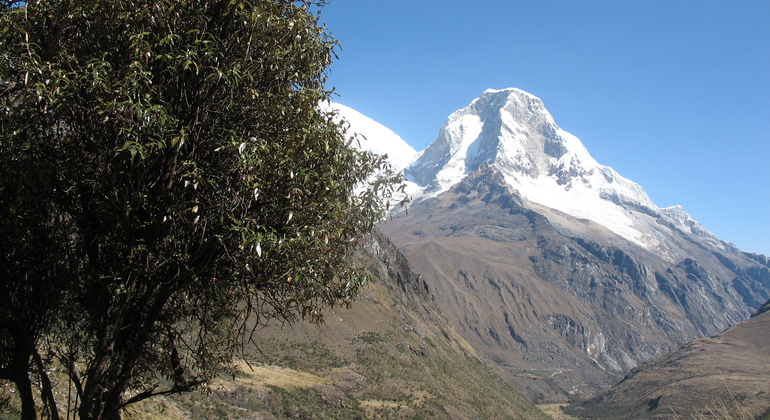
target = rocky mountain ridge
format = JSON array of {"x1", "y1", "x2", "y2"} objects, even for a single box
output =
[
  {"x1": 379, "y1": 165, "x2": 769, "y2": 402},
  {"x1": 333, "y1": 88, "x2": 769, "y2": 403}
]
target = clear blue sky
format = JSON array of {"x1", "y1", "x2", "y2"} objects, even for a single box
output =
[{"x1": 318, "y1": 1, "x2": 770, "y2": 256}]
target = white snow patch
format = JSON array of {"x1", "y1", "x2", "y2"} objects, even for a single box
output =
[
  {"x1": 405, "y1": 88, "x2": 664, "y2": 248},
  {"x1": 322, "y1": 101, "x2": 420, "y2": 171},
  {"x1": 432, "y1": 114, "x2": 484, "y2": 192}
]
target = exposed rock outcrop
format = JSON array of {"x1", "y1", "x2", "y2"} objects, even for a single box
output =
[
  {"x1": 565, "y1": 300, "x2": 770, "y2": 419},
  {"x1": 380, "y1": 167, "x2": 768, "y2": 403}
]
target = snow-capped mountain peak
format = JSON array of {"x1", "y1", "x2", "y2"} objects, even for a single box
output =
[
  {"x1": 409, "y1": 89, "x2": 586, "y2": 185},
  {"x1": 326, "y1": 90, "x2": 732, "y2": 252},
  {"x1": 377, "y1": 91, "x2": 767, "y2": 406},
  {"x1": 405, "y1": 88, "x2": 674, "y2": 249}
]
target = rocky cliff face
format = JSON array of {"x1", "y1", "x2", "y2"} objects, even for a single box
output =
[
  {"x1": 565, "y1": 300, "x2": 770, "y2": 419},
  {"x1": 379, "y1": 165, "x2": 769, "y2": 403}
]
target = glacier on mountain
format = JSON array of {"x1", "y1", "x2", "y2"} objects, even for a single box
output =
[
  {"x1": 403, "y1": 88, "x2": 665, "y2": 247},
  {"x1": 331, "y1": 88, "x2": 734, "y2": 252},
  {"x1": 323, "y1": 101, "x2": 419, "y2": 172}
]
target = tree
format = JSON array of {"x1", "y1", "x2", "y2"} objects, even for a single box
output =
[{"x1": 0, "y1": 1, "x2": 403, "y2": 418}]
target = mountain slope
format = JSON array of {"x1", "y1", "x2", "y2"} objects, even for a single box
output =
[
  {"x1": 379, "y1": 167, "x2": 769, "y2": 403},
  {"x1": 127, "y1": 229, "x2": 548, "y2": 420},
  {"x1": 565, "y1": 300, "x2": 770, "y2": 419},
  {"x1": 374, "y1": 88, "x2": 770, "y2": 403}
]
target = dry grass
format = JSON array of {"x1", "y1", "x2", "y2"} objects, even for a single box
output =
[
  {"x1": 537, "y1": 403, "x2": 578, "y2": 419},
  {"x1": 669, "y1": 377, "x2": 761, "y2": 420},
  {"x1": 233, "y1": 360, "x2": 331, "y2": 389}
]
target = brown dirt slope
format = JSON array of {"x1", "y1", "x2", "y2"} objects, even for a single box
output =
[
  {"x1": 565, "y1": 300, "x2": 770, "y2": 419},
  {"x1": 379, "y1": 166, "x2": 769, "y2": 404},
  {"x1": 126, "y1": 230, "x2": 549, "y2": 420}
]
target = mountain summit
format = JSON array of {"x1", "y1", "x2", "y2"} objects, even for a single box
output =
[
  {"x1": 331, "y1": 88, "x2": 770, "y2": 402},
  {"x1": 404, "y1": 88, "x2": 726, "y2": 252}
]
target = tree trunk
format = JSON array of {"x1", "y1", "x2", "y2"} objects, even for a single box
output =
[
  {"x1": 14, "y1": 370, "x2": 37, "y2": 420},
  {"x1": 4, "y1": 333, "x2": 38, "y2": 420},
  {"x1": 78, "y1": 345, "x2": 126, "y2": 420},
  {"x1": 78, "y1": 360, "x2": 124, "y2": 420},
  {"x1": 10, "y1": 321, "x2": 61, "y2": 420},
  {"x1": 78, "y1": 391, "x2": 123, "y2": 420},
  {"x1": 77, "y1": 284, "x2": 176, "y2": 420}
]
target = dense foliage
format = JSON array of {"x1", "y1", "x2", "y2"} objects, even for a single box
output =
[{"x1": 0, "y1": 0, "x2": 403, "y2": 418}]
